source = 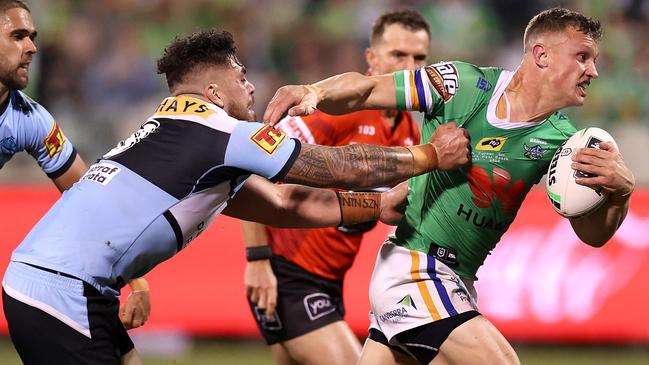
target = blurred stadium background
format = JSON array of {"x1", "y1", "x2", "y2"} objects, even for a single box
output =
[{"x1": 1, "y1": 0, "x2": 648, "y2": 363}]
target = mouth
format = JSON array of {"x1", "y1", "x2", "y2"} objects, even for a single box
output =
[{"x1": 577, "y1": 81, "x2": 589, "y2": 97}]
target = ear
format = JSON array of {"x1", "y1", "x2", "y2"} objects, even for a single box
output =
[
  {"x1": 205, "y1": 83, "x2": 224, "y2": 108},
  {"x1": 365, "y1": 47, "x2": 377, "y2": 76},
  {"x1": 532, "y1": 43, "x2": 549, "y2": 68}
]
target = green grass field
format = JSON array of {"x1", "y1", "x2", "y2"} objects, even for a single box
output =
[{"x1": 1, "y1": 337, "x2": 648, "y2": 364}]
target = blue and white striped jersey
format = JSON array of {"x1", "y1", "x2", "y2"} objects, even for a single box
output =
[{"x1": 10, "y1": 95, "x2": 300, "y2": 297}]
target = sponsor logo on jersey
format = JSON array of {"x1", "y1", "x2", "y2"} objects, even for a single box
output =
[
  {"x1": 103, "y1": 120, "x2": 160, "y2": 158},
  {"x1": 303, "y1": 293, "x2": 336, "y2": 320},
  {"x1": 251, "y1": 124, "x2": 286, "y2": 155},
  {"x1": 155, "y1": 96, "x2": 215, "y2": 118},
  {"x1": 81, "y1": 163, "x2": 121, "y2": 186},
  {"x1": 43, "y1": 121, "x2": 66, "y2": 158},
  {"x1": 523, "y1": 144, "x2": 545, "y2": 160},
  {"x1": 475, "y1": 137, "x2": 507, "y2": 151},
  {"x1": 476, "y1": 77, "x2": 492, "y2": 92},
  {"x1": 0, "y1": 136, "x2": 17, "y2": 156},
  {"x1": 253, "y1": 306, "x2": 282, "y2": 330},
  {"x1": 461, "y1": 166, "x2": 526, "y2": 230},
  {"x1": 424, "y1": 62, "x2": 458, "y2": 102},
  {"x1": 379, "y1": 307, "x2": 408, "y2": 323}
]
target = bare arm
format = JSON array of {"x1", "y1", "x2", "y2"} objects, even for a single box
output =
[
  {"x1": 281, "y1": 122, "x2": 469, "y2": 190},
  {"x1": 240, "y1": 221, "x2": 278, "y2": 317},
  {"x1": 52, "y1": 154, "x2": 87, "y2": 192},
  {"x1": 264, "y1": 73, "x2": 395, "y2": 125},
  {"x1": 569, "y1": 142, "x2": 635, "y2": 247}
]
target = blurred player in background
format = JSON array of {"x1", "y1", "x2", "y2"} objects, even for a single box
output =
[
  {"x1": 264, "y1": 7, "x2": 635, "y2": 365},
  {"x1": 0, "y1": 0, "x2": 150, "y2": 340},
  {"x1": 2, "y1": 29, "x2": 470, "y2": 365},
  {"x1": 243, "y1": 9, "x2": 429, "y2": 365}
]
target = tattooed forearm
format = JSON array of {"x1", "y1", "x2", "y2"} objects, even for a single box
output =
[{"x1": 282, "y1": 143, "x2": 414, "y2": 189}]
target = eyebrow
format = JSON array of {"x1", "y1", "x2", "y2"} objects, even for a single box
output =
[{"x1": 10, "y1": 28, "x2": 37, "y2": 39}]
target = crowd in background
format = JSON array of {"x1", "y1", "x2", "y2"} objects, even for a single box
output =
[{"x1": 4, "y1": 0, "x2": 648, "y2": 184}]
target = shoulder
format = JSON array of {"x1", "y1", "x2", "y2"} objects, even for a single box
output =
[
  {"x1": 547, "y1": 111, "x2": 578, "y2": 138},
  {"x1": 11, "y1": 90, "x2": 56, "y2": 125}
]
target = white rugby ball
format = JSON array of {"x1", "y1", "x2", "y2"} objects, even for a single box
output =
[{"x1": 546, "y1": 127, "x2": 617, "y2": 218}]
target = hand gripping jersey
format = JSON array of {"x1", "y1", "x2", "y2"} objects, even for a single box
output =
[
  {"x1": 0, "y1": 90, "x2": 77, "y2": 176},
  {"x1": 392, "y1": 62, "x2": 576, "y2": 279},
  {"x1": 268, "y1": 110, "x2": 420, "y2": 280},
  {"x1": 11, "y1": 96, "x2": 300, "y2": 297}
]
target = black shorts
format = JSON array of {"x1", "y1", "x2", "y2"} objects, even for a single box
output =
[
  {"x1": 3, "y1": 272, "x2": 134, "y2": 365},
  {"x1": 368, "y1": 311, "x2": 481, "y2": 365},
  {"x1": 248, "y1": 255, "x2": 345, "y2": 345}
]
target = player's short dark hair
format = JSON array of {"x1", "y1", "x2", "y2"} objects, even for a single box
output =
[
  {"x1": 524, "y1": 7, "x2": 602, "y2": 51},
  {"x1": 0, "y1": 0, "x2": 30, "y2": 13},
  {"x1": 370, "y1": 9, "x2": 430, "y2": 46},
  {"x1": 157, "y1": 30, "x2": 237, "y2": 90}
]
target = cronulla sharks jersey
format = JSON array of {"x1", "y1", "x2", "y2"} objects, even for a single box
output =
[
  {"x1": 0, "y1": 90, "x2": 76, "y2": 176},
  {"x1": 11, "y1": 96, "x2": 300, "y2": 297}
]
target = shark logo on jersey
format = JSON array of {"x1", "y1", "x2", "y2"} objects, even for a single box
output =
[
  {"x1": 0, "y1": 136, "x2": 17, "y2": 156},
  {"x1": 103, "y1": 120, "x2": 160, "y2": 158}
]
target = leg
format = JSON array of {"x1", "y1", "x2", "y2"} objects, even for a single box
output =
[
  {"x1": 358, "y1": 338, "x2": 419, "y2": 365},
  {"x1": 431, "y1": 315, "x2": 519, "y2": 365},
  {"x1": 272, "y1": 320, "x2": 362, "y2": 365}
]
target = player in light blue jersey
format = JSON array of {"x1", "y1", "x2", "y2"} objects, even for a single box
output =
[
  {"x1": 2, "y1": 29, "x2": 470, "y2": 365},
  {"x1": 0, "y1": 2, "x2": 150, "y2": 364}
]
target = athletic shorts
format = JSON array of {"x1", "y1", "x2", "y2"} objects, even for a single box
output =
[
  {"x1": 2, "y1": 261, "x2": 133, "y2": 365},
  {"x1": 248, "y1": 255, "x2": 345, "y2": 345},
  {"x1": 368, "y1": 241, "x2": 480, "y2": 363}
]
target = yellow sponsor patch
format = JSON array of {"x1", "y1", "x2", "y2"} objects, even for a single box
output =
[
  {"x1": 475, "y1": 137, "x2": 507, "y2": 151},
  {"x1": 43, "y1": 121, "x2": 66, "y2": 158},
  {"x1": 154, "y1": 96, "x2": 215, "y2": 118},
  {"x1": 250, "y1": 124, "x2": 286, "y2": 155}
]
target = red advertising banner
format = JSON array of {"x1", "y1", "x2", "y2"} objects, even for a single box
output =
[{"x1": 1, "y1": 186, "x2": 648, "y2": 342}]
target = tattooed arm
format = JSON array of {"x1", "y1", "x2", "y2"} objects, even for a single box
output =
[{"x1": 280, "y1": 122, "x2": 470, "y2": 190}]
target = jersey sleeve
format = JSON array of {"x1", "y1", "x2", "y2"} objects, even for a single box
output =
[
  {"x1": 224, "y1": 122, "x2": 301, "y2": 181},
  {"x1": 276, "y1": 111, "x2": 342, "y2": 145},
  {"x1": 23, "y1": 98, "x2": 77, "y2": 178}
]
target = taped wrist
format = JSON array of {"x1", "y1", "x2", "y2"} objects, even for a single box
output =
[
  {"x1": 336, "y1": 191, "x2": 382, "y2": 226},
  {"x1": 246, "y1": 246, "x2": 273, "y2": 261},
  {"x1": 406, "y1": 144, "x2": 438, "y2": 175}
]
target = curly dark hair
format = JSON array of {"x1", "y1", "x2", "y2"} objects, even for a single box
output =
[
  {"x1": 0, "y1": 0, "x2": 30, "y2": 13},
  {"x1": 157, "y1": 30, "x2": 237, "y2": 90},
  {"x1": 370, "y1": 9, "x2": 430, "y2": 46},
  {"x1": 524, "y1": 7, "x2": 602, "y2": 51}
]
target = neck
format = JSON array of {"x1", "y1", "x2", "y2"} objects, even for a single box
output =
[
  {"x1": 0, "y1": 87, "x2": 10, "y2": 113},
  {"x1": 504, "y1": 65, "x2": 559, "y2": 123}
]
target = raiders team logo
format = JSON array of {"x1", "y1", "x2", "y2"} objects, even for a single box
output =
[
  {"x1": 250, "y1": 124, "x2": 286, "y2": 155},
  {"x1": 425, "y1": 62, "x2": 459, "y2": 102}
]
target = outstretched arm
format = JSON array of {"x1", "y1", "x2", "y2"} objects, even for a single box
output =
[
  {"x1": 569, "y1": 142, "x2": 635, "y2": 246},
  {"x1": 282, "y1": 122, "x2": 470, "y2": 190},
  {"x1": 264, "y1": 73, "x2": 395, "y2": 125}
]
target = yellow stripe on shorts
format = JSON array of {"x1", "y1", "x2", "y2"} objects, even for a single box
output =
[{"x1": 410, "y1": 250, "x2": 441, "y2": 321}]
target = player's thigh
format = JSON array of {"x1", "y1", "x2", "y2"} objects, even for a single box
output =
[
  {"x1": 121, "y1": 349, "x2": 143, "y2": 365},
  {"x1": 358, "y1": 338, "x2": 419, "y2": 365},
  {"x1": 277, "y1": 320, "x2": 362, "y2": 365},
  {"x1": 431, "y1": 315, "x2": 519, "y2": 365}
]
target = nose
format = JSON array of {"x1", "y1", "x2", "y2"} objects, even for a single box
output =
[
  {"x1": 25, "y1": 37, "x2": 37, "y2": 54},
  {"x1": 248, "y1": 81, "x2": 255, "y2": 95},
  {"x1": 403, "y1": 56, "x2": 416, "y2": 71},
  {"x1": 587, "y1": 61, "x2": 598, "y2": 80}
]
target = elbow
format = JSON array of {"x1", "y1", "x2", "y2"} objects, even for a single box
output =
[{"x1": 578, "y1": 232, "x2": 611, "y2": 248}]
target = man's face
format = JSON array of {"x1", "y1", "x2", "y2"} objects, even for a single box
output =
[
  {"x1": 0, "y1": 7, "x2": 37, "y2": 91},
  {"x1": 366, "y1": 23, "x2": 429, "y2": 76},
  {"x1": 218, "y1": 57, "x2": 256, "y2": 121},
  {"x1": 545, "y1": 26, "x2": 599, "y2": 107}
]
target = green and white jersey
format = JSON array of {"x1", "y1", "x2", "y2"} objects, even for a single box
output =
[{"x1": 392, "y1": 62, "x2": 576, "y2": 279}]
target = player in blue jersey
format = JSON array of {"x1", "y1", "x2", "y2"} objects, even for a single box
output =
[
  {"x1": 264, "y1": 7, "x2": 635, "y2": 365},
  {"x1": 0, "y1": 1, "x2": 150, "y2": 363},
  {"x1": 2, "y1": 29, "x2": 469, "y2": 365}
]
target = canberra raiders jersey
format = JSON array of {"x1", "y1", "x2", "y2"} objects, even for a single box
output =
[
  {"x1": 0, "y1": 90, "x2": 77, "y2": 177},
  {"x1": 11, "y1": 95, "x2": 300, "y2": 297},
  {"x1": 392, "y1": 62, "x2": 576, "y2": 279}
]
